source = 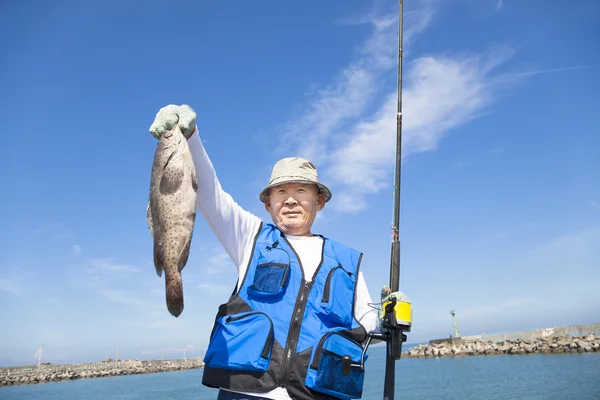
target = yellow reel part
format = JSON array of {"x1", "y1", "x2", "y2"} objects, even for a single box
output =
[{"x1": 382, "y1": 292, "x2": 412, "y2": 327}]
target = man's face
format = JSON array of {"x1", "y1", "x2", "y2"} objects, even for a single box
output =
[{"x1": 264, "y1": 182, "x2": 325, "y2": 236}]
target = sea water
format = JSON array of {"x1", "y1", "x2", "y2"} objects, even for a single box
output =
[{"x1": 1, "y1": 346, "x2": 599, "y2": 400}]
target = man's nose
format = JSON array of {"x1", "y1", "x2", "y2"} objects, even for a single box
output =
[{"x1": 284, "y1": 196, "x2": 298, "y2": 205}]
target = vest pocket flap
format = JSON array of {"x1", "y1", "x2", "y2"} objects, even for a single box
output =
[
  {"x1": 306, "y1": 332, "x2": 367, "y2": 400},
  {"x1": 247, "y1": 246, "x2": 291, "y2": 299},
  {"x1": 203, "y1": 311, "x2": 274, "y2": 372},
  {"x1": 317, "y1": 265, "x2": 355, "y2": 326}
]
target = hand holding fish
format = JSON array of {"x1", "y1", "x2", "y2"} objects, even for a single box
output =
[{"x1": 149, "y1": 104, "x2": 197, "y2": 140}]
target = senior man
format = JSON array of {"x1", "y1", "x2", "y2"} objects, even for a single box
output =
[{"x1": 150, "y1": 105, "x2": 378, "y2": 400}]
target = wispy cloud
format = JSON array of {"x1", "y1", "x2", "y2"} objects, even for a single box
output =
[
  {"x1": 72, "y1": 245, "x2": 82, "y2": 255},
  {"x1": 590, "y1": 200, "x2": 600, "y2": 209},
  {"x1": 461, "y1": 296, "x2": 537, "y2": 320},
  {"x1": 0, "y1": 277, "x2": 24, "y2": 296},
  {"x1": 325, "y1": 46, "x2": 514, "y2": 212},
  {"x1": 34, "y1": 223, "x2": 73, "y2": 239},
  {"x1": 495, "y1": 0, "x2": 503, "y2": 12},
  {"x1": 203, "y1": 247, "x2": 234, "y2": 275},
  {"x1": 147, "y1": 318, "x2": 178, "y2": 329},
  {"x1": 69, "y1": 256, "x2": 153, "y2": 312},
  {"x1": 98, "y1": 290, "x2": 150, "y2": 308},
  {"x1": 86, "y1": 258, "x2": 140, "y2": 275},
  {"x1": 532, "y1": 226, "x2": 600, "y2": 253},
  {"x1": 272, "y1": 0, "x2": 524, "y2": 213},
  {"x1": 274, "y1": 0, "x2": 436, "y2": 165},
  {"x1": 493, "y1": 64, "x2": 597, "y2": 80},
  {"x1": 0, "y1": 269, "x2": 35, "y2": 297},
  {"x1": 419, "y1": 296, "x2": 537, "y2": 325},
  {"x1": 198, "y1": 282, "x2": 234, "y2": 295}
]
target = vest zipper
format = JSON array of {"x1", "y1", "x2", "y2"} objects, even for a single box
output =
[
  {"x1": 279, "y1": 280, "x2": 310, "y2": 387},
  {"x1": 278, "y1": 236, "x2": 327, "y2": 388}
]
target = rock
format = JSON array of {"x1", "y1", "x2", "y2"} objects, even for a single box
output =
[
  {"x1": 584, "y1": 333, "x2": 596, "y2": 342},
  {"x1": 524, "y1": 344, "x2": 536, "y2": 353}
]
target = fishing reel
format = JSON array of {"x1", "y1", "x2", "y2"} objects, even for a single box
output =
[
  {"x1": 340, "y1": 290, "x2": 412, "y2": 374},
  {"x1": 379, "y1": 293, "x2": 412, "y2": 359}
]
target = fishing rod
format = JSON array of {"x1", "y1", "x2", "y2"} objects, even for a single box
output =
[
  {"x1": 382, "y1": 1, "x2": 410, "y2": 399},
  {"x1": 340, "y1": 2, "x2": 410, "y2": 399}
]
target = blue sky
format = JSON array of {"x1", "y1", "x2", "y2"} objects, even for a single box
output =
[{"x1": 0, "y1": 0, "x2": 599, "y2": 367}]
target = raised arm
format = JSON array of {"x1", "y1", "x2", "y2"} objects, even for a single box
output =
[
  {"x1": 186, "y1": 128, "x2": 261, "y2": 268},
  {"x1": 149, "y1": 105, "x2": 261, "y2": 270}
]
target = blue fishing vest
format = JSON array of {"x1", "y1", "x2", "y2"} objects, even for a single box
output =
[{"x1": 202, "y1": 222, "x2": 369, "y2": 400}]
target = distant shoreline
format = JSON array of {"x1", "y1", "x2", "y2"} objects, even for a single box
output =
[
  {"x1": 403, "y1": 333, "x2": 599, "y2": 358},
  {"x1": 0, "y1": 358, "x2": 204, "y2": 387}
]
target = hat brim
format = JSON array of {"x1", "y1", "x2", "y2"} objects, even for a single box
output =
[{"x1": 259, "y1": 180, "x2": 332, "y2": 203}]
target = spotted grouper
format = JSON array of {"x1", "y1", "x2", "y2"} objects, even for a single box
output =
[{"x1": 147, "y1": 124, "x2": 197, "y2": 317}]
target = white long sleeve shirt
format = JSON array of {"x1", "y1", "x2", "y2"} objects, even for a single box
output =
[{"x1": 186, "y1": 129, "x2": 378, "y2": 400}]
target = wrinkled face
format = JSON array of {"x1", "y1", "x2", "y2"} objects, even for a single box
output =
[{"x1": 264, "y1": 182, "x2": 325, "y2": 236}]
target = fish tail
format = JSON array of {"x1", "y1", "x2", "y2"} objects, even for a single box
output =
[{"x1": 165, "y1": 270, "x2": 184, "y2": 317}]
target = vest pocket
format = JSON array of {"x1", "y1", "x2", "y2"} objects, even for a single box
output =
[
  {"x1": 305, "y1": 332, "x2": 367, "y2": 400},
  {"x1": 317, "y1": 266, "x2": 355, "y2": 326},
  {"x1": 203, "y1": 311, "x2": 274, "y2": 372},
  {"x1": 247, "y1": 262, "x2": 290, "y2": 300},
  {"x1": 247, "y1": 244, "x2": 291, "y2": 300}
]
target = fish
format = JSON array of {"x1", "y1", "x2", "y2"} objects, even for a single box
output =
[{"x1": 147, "y1": 124, "x2": 198, "y2": 317}]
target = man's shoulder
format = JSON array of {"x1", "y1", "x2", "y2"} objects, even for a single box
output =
[
  {"x1": 320, "y1": 235, "x2": 362, "y2": 257},
  {"x1": 254, "y1": 222, "x2": 281, "y2": 241}
]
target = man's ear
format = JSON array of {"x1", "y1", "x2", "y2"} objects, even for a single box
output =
[
  {"x1": 317, "y1": 194, "x2": 325, "y2": 211},
  {"x1": 264, "y1": 197, "x2": 272, "y2": 213}
]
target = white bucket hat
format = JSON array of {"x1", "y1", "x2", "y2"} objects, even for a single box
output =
[{"x1": 259, "y1": 157, "x2": 332, "y2": 203}]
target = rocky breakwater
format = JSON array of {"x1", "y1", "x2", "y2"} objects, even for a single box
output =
[
  {"x1": 405, "y1": 333, "x2": 599, "y2": 358},
  {"x1": 0, "y1": 358, "x2": 204, "y2": 387}
]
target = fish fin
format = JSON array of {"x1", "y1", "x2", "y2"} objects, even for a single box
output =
[
  {"x1": 159, "y1": 167, "x2": 184, "y2": 195},
  {"x1": 146, "y1": 198, "x2": 154, "y2": 237},
  {"x1": 153, "y1": 236, "x2": 164, "y2": 277},
  {"x1": 177, "y1": 235, "x2": 192, "y2": 273}
]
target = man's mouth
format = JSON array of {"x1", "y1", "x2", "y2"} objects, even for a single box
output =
[{"x1": 283, "y1": 211, "x2": 301, "y2": 216}]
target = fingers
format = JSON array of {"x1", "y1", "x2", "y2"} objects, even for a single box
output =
[
  {"x1": 150, "y1": 104, "x2": 179, "y2": 139},
  {"x1": 149, "y1": 104, "x2": 197, "y2": 139},
  {"x1": 178, "y1": 104, "x2": 197, "y2": 137}
]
